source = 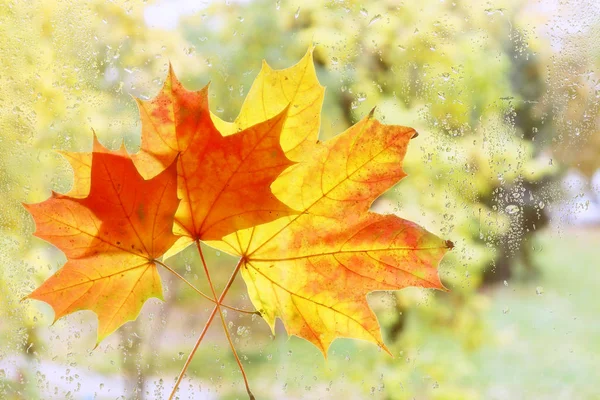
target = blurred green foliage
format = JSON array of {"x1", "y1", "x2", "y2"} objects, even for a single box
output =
[{"x1": 1, "y1": 0, "x2": 598, "y2": 399}]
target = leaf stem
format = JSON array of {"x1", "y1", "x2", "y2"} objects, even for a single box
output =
[
  {"x1": 154, "y1": 259, "x2": 258, "y2": 316},
  {"x1": 168, "y1": 257, "x2": 251, "y2": 400},
  {"x1": 195, "y1": 241, "x2": 255, "y2": 399}
]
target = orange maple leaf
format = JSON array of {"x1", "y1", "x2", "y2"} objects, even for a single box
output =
[
  {"x1": 132, "y1": 67, "x2": 296, "y2": 246},
  {"x1": 209, "y1": 112, "x2": 452, "y2": 355},
  {"x1": 24, "y1": 137, "x2": 179, "y2": 343}
]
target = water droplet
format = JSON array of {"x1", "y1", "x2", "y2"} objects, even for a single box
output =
[
  {"x1": 275, "y1": 0, "x2": 280, "y2": 10},
  {"x1": 536, "y1": 286, "x2": 544, "y2": 295},
  {"x1": 368, "y1": 14, "x2": 382, "y2": 26},
  {"x1": 360, "y1": 8, "x2": 368, "y2": 16},
  {"x1": 294, "y1": 7, "x2": 300, "y2": 19},
  {"x1": 505, "y1": 204, "x2": 520, "y2": 215}
]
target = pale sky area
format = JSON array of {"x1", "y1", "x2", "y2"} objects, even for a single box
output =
[{"x1": 144, "y1": 0, "x2": 252, "y2": 29}]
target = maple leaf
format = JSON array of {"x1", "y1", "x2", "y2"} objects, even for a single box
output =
[
  {"x1": 211, "y1": 47, "x2": 324, "y2": 161},
  {"x1": 24, "y1": 137, "x2": 179, "y2": 343},
  {"x1": 130, "y1": 67, "x2": 296, "y2": 258},
  {"x1": 208, "y1": 114, "x2": 452, "y2": 355}
]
